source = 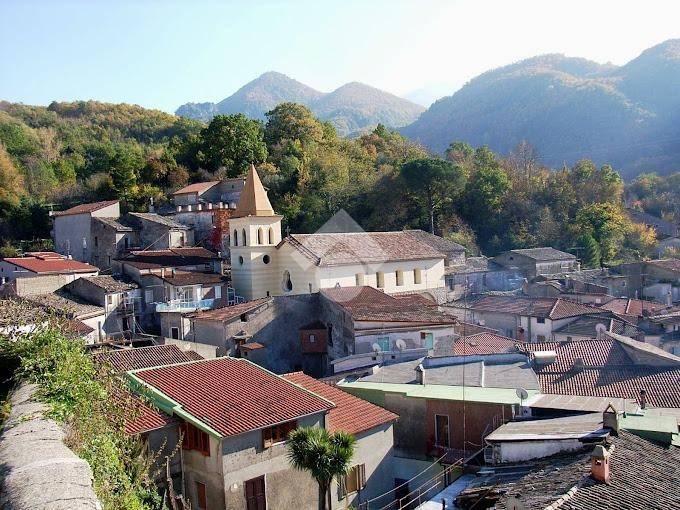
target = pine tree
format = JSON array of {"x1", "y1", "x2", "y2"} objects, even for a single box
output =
[{"x1": 580, "y1": 234, "x2": 601, "y2": 268}]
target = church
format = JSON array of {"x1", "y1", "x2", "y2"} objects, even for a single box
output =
[{"x1": 229, "y1": 165, "x2": 449, "y2": 301}]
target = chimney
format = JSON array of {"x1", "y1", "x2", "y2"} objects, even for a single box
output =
[
  {"x1": 667, "y1": 290, "x2": 673, "y2": 307},
  {"x1": 177, "y1": 205, "x2": 182, "y2": 212},
  {"x1": 590, "y1": 444, "x2": 611, "y2": 483},
  {"x1": 149, "y1": 197, "x2": 155, "y2": 213},
  {"x1": 415, "y1": 364, "x2": 425, "y2": 385},
  {"x1": 602, "y1": 403, "x2": 619, "y2": 435},
  {"x1": 572, "y1": 357, "x2": 585, "y2": 373},
  {"x1": 639, "y1": 388, "x2": 647, "y2": 410},
  {"x1": 161, "y1": 268, "x2": 165, "y2": 278}
]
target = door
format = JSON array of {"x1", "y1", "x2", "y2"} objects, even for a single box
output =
[
  {"x1": 435, "y1": 414, "x2": 450, "y2": 448},
  {"x1": 245, "y1": 475, "x2": 266, "y2": 510},
  {"x1": 422, "y1": 332, "x2": 434, "y2": 349}
]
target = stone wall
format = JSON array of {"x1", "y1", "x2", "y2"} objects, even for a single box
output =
[
  {"x1": 0, "y1": 384, "x2": 102, "y2": 509},
  {"x1": 13, "y1": 271, "x2": 98, "y2": 296}
]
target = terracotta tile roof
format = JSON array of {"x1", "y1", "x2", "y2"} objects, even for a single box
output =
[
  {"x1": 455, "y1": 321, "x2": 499, "y2": 336},
  {"x1": 492, "y1": 431, "x2": 680, "y2": 510},
  {"x1": 283, "y1": 372, "x2": 397, "y2": 435},
  {"x1": 554, "y1": 315, "x2": 640, "y2": 338},
  {"x1": 172, "y1": 181, "x2": 220, "y2": 195},
  {"x1": 157, "y1": 271, "x2": 227, "y2": 286},
  {"x1": 187, "y1": 298, "x2": 270, "y2": 322},
  {"x1": 648, "y1": 258, "x2": 680, "y2": 273},
  {"x1": 452, "y1": 332, "x2": 521, "y2": 355},
  {"x1": 93, "y1": 344, "x2": 203, "y2": 373},
  {"x1": 92, "y1": 216, "x2": 135, "y2": 232},
  {"x1": 132, "y1": 358, "x2": 334, "y2": 437},
  {"x1": 124, "y1": 394, "x2": 175, "y2": 435},
  {"x1": 128, "y1": 212, "x2": 189, "y2": 229},
  {"x1": 3, "y1": 253, "x2": 98, "y2": 275},
  {"x1": 284, "y1": 231, "x2": 445, "y2": 266},
  {"x1": 118, "y1": 247, "x2": 219, "y2": 269},
  {"x1": 321, "y1": 286, "x2": 455, "y2": 323},
  {"x1": 80, "y1": 275, "x2": 138, "y2": 292},
  {"x1": 521, "y1": 339, "x2": 680, "y2": 408},
  {"x1": 598, "y1": 298, "x2": 668, "y2": 318},
  {"x1": 404, "y1": 230, "x2": 465, "y2": 253},
  {"x1": 463, "y1": 295, "x2": 603, "y2": 320},
  {"x1": 52, "y1": 200, "x2": 119, "y2": 217}
]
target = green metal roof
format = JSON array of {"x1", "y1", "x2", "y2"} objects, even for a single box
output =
[
  {"x1": 619, "y1": 412, "x2": 680, "y2": 446},
  {"x1": 338, "y1": 381, "x2": 540, "y2": 405}
]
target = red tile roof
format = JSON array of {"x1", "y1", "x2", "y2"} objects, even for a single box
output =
[
  {"x1": 322, "y1": 286, "x2": 455, "y2": 324},
  {"x1": 187, "y1": 298, "x2": 271, "y2": 322},
  {"x1": 283, "y1": 372, "x2": 397, "y2": 435},
  {"x1": 52, "y1": 200, "x2": 119, "y2": 217},
  {"x1": 3, "y1": 253, "x2": 98, "y2": 275},
  {"x1": 521, "y1": 339, "x2": 680, "y2": 408},
  {"x1": 173, "y1": 181, "x2": 220, "y2": 195},
  {"x1": 599, "y1": 298, "x2": 668, "y2": 318},
  {"x1": 132, "y1": 358, "x2": 334, "y2": 437},
  {"x1": 124, "y1": 395, "x2": 175, "y2": 435},
  {"x1": 464, "y1": 295, "x2": 603, "y2": 320},
  {"x1": 453, "y1": 332, "x2": 521, "y2": 356},
  {"x1": 93, "y1": 344, "x2": 203, "y2": 373}
]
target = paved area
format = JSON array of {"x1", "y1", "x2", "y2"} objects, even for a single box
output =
[{"x1": 416, "y1": 474, "x2": 474, "y2": 510}]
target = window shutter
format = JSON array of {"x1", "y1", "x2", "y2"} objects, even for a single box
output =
[{"x1": 360, "y1": 464, "x2": 366, "y2": 488}]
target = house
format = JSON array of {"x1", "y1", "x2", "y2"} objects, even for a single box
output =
[
  {"x1": 126, "y1": 356, "x2": 397, "y2": 510},
  {"x1": 0, "y1": 297, "x2": 95, "y2": 339},
  {"x1": 126, "y1": 212, "x2": 194, "y2": 250},
  {"x1": 457, "y1": 428, "x2": 680, "y2": 509},
  {"x1": 444, "y1": 256, "x2": 523, "y2": 298},
  {"x1": 51, "y1": 200, "x2": 120, "y2": 263},
  {"x1": 597, "y1": 297, "x2": 669, "y2": 324},
  {"x1": 66, "y1": 275, "x2": 146, "y2": 337},
  {"x1": 492, "y1": 247, "x2": 579, "y2": 278},
  {"x1": 114, "y1": 247, "x2": 223, "y2": 282},
  {"x1": 552, "y1": 315, "x2": 641, "y2": 342},
  {"x1": 444, "y1": 295, "x2": 605, "y2": 342},
  {"x1": 321, "y1": 286, "x2": 457, "y2": 362},
  {"x1": 282, "y1": 372, "x2": 398, "y2": 510},
  {"x1": 229, "y1": 165, "x2": 448, "y2": 301},
  {"x1": 613, "y1": 259, "x2": 680, "y2": 304},
  {"x1": 338, "y1": 353, "x2": 540, "y2": 463},
  {"x1": 92, "y1": 345, "x2": 204, "y2": 489},
  {"x1": 90, "y1": 216, "x2": 139, "y2": 269},
  {"x1": 147, "y1": 270, "x2": 229, "y2": 312},
  {"x1": 639, "y1": 308, "x2": 680, "y2": 354},
  {"x1": 172, "y1": 178, "x2": 244, "y2": 209},
  {"x1": 0, "y1": 251, "x2": 99, "y2": 296}
]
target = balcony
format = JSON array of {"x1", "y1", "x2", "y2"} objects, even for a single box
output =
[{"x1": 155, "y1": 298, "x2": 215, "y2": 312}]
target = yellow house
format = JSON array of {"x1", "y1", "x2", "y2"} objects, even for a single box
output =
[{"x1": 230, "y1": 165, "x2": 447, "y2": 300}]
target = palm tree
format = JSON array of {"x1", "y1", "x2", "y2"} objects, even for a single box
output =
[{"x1": 287, "y1": 426, "x2": 356, "y2": 510}]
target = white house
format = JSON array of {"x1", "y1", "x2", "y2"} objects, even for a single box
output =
[{"x1": 230, "y1": 165, "x2": 447, "y2": 301}]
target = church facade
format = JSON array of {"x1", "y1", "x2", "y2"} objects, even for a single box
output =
[{"x1": 230, "y1": 166, "x2": 447, "y2": 301}]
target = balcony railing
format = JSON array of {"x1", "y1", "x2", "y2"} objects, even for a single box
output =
[{"x1": 155, "y1": 298, "x2": 215, "y2": 312}]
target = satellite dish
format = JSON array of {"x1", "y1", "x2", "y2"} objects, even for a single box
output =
[
  {"x1": 515, "y1": 387, "x2": 529, "y2": 400},
  {"x1": 372, "y1": 343, "x2": 383, "y2": 353},
  {"x1": 595, "y1": 323, "x2": 608, "y2": 337},
  {"x1": 395, "y1": 339, "x2": 407, "y2": 352}
]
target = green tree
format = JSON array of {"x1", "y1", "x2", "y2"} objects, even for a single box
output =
[
  {"x1": 197, "y1": 114, "x2": 267, "y2": 175},
  {"x1": 574, "y1": 203, "x2": 630, "y2": 263},
  {"x1": 287, "y1": 427, "x2": 356, "y2": 510},
  {"x1": 400, "y1": 158, "x2": 465, "y2": 233},
  {"x1": 578, "y1": 233, "x2": 602, "y2": 268},
  {"x1": 445, "y1": 141, "x2": 474, "y2": 168},
  {"x1": 265, "y1": 103, "x2": 325, "y2": 148},
  {"x1": 110, "y1": 144, "x2": 142, "y2": 197}
]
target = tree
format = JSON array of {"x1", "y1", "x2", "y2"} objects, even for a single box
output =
[
  {"x1": 0, "y1": 143, "x2": 24, "y2": 207},
  {"x1": 287, "y1": 427, "x2": 356, "y2": 510},
  {"x1": 578, "y1": 233, "x2": 602, "y2": 268},
  {"x1": 445, "y1": 141, "x2": 474, "y2": 168},
  {"x1": 574, "y1": 203, "x2": 630, "y2": 263},
  {"x1": 265, "y1": 103, "x2": 325, "y2": 148},
  {"x1": 400, "y1": 158, "x2": 465, "y2": 233},
  {"x1": 198, "y1": 114, "x2": 267, "y2": 175}
]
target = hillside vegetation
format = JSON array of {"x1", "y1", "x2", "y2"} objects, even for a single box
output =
[
  {"x1": 176, "y1": 71, "x2": 424, "y2": 136},
  {"x1": 401, "y1": 39, "x2": 680, "y2": 178},
  {"x1": 1, "y1": 98, "x2": 677, "y2": 266}
]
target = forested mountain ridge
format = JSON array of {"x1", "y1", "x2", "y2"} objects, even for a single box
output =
[
  {"x1": 176, "y1": 71, "x2": 424, "y2": 136},
  {"x1": 401, "y1": 39, "x2": 680, "y2": 178}
]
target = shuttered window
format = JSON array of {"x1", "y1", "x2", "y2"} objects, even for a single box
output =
[
  {"x1": 181, "y1": 422, "x2": 210, "y2": 456},
  {"x1": 342, "y1": 464, "x2": 366, "y2": 495},
  {"x1": 262, "y1": 420, "x2": 297, "y2": 448},
  {"x1": 245, "y1": 476, "x2": 266, "y2": 510}
]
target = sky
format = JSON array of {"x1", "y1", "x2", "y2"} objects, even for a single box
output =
[{"x1": 2, "y1": 0, "x2": 680, "y2": 111}]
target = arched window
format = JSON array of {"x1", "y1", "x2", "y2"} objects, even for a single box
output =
[
  {"x1": 282, "y1": 270, "x2": 293, "y2": 293},
  {"x1": 233, "y1": 230, "x2": 238, "y2": 246},
  {"x1": 268, "y1": 227, "x2": 274, "y2": 244},
  {"x1": 242, "y1": 229, "x2": 247, "y2": 246},
  {"x1": 257, "y1": 227, "x2": 264, "y2": 245}
]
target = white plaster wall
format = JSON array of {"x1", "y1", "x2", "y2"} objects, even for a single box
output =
[{"x1": 497, "y1": 439, "x2": 585, "y2": 463}]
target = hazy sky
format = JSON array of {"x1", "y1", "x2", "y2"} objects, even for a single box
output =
[{"x1": 2, "y1": 0, "x2": 679, "y2": 112}]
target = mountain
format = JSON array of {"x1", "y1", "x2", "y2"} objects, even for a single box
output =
[
  {"x1": 176, "y1": 72, "x2": 424, "y2": 136},
  {"x1": 400, "y1": 40, "x2": 680, "y2": 178}
]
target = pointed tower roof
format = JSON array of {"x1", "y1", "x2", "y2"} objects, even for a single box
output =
[{"x1": 233, "y1": 164, "x2": 276, "y2": 218}]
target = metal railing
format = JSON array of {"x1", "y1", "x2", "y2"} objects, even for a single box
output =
[{"x1": 155, "y1": 298, "x2": 215, "y2": 312}]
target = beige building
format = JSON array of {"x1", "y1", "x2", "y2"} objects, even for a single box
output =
[{"x1": 230, "y1": 166, "x2": 447, "y2": 301}]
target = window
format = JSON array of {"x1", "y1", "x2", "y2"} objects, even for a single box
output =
[
  {"x1": 376, "y1": 272, "x2": 385, "y2": 288},
  {"x1": 309, "y1": 334, "x2": 316, "y2": 343},
  {"x1": 268, "y1": 227, "x2": 274, "y2": 244},
  {"x1": 242, "y1": 229, "x2": 247, "y2": 246},
  {"x1": 170, "y1": 327, "x2": 179, "y2": 340},
  {"x1": 239, "y1": 256, "x2": 244, "y2": 265},
  {"x1": 414, "y1": 268, "x2": 422, "y2": 284},
  {"x1": 376, "y1": 337, "x2": 390, "y2": 352},
  {"x1": 262, "y1": 420, "x2": 297, "y2": 448},
  {"x1": 435, "y1": 414, "x2": 450, "y2": 448},
  {"x1": 233, "y1": 230, "x2": 238, "y2": 246},
  {"x1": 257, "y1": 228, "x2": 264, "y2": 245},
  {"x1": 343, "y1": 464, "x2": 366, "y2": 495},
  {"x1": 214, "y1": 286, "x2": 222, "y2": 299},
  {"x1": 263, "y1": 255, "x2": 270, "y2": 264},
  {"x1": 245, "y1": 476, "x2": 266, "y2": 510},
  {"x1": 421, "y1": 331, "x2": 434, "y2": 349},
  {"x1": 396, "y1": 270, "x2": 404, "y2": 286},
  {"x1": 94, "y1": 236, "x2": 98, "y2": 247},
  {"x1": 355, "y1": 273, "x2": 364, "y2": 286},
  {"x1": 536, "y1": 317, "x2": 546, "y2": 324},
  {"x1": 145, "y1": 290, "x2": 153, "y2": 304},
  {"x1": 195, "y1": 481, "x2": 207, "y2": 510},
  {"x1": 106, "y1": 294, "x2": 113, "y2": 306},
  {"x1": 181, "y1": 422, "x2": 210, "y2": 456},
  {"x1": 282, "y1": 270, "x2": 293, "y2": 293}
]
